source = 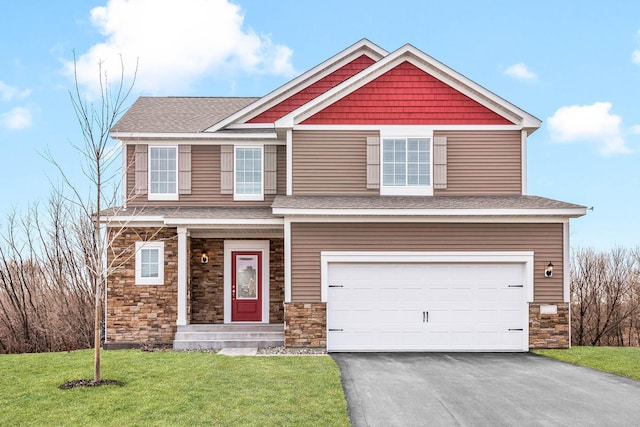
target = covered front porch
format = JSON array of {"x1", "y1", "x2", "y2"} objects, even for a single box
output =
[{"x1": 175, "y1": 221, "x2": 285, "y2": 349}]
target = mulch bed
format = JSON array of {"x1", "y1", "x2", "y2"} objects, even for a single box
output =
[{"x1": 58, "y1": 379, "x2": 125, "y2": 390}]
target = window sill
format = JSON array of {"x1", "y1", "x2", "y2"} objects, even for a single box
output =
[
  {"x1": 148, "y1": 193, "x2": 179, "y2": 201},
  {"x1": 234, "y1": 193, "x2": 264, "y2": 201},
  {"x1": 380, "y1": 186, "x2": 433, "y2": 196}
]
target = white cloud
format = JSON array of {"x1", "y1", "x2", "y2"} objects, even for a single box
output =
[
  {"x1": 632, "y1": 50, "x2": 640, "y2": 65},
  {"x1": 66, "y1": 0, "x2": 295, "y2": 95},
  {"x1": 0, "y1": 81, "x2": 31, "y2": 101},
  {"x1": 504, "y1": 62, "x2": 536, "y2": 81},
  {"x1": 548, "y1": 102, "x2": 631, "y2": 155},
  {"x1": 0, "y1": 107, "x2": 32, "y2": 130}
]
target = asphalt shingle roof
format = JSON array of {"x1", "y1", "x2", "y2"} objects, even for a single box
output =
[
  {"x1": 111, "y1": 96, "x2": 259, "y2": 133},
  {"x1": 271, "y1": 195, "x2": 586, "y2": 212}
]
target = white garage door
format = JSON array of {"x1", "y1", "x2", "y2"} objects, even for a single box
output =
[{"x1": 327, "y1": 262, "x2": 527, "y2": 352}]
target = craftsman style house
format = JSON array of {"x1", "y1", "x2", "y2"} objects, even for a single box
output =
[{"x1": 105, "y1": 40, "x2": 585, "y2": 351}]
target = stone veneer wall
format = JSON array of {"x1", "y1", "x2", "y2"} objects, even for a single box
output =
[
  {"x1": 189, "y1": 238, "x2": 284, "y2": 323},
  {"x1": 106, "y1": 227, "x2": 178, "y2": 348},
  {"x1": 283, "y1": 302, "x2": 569, "y2": 350},
  {"x1": 284, "y1": 303, "x2": 326, "y2": 348},
  {"x1": 529, "y1": 303, "x2": 570, "y2": 349},
  {"x1": 190, "y1": 239, "x2": 224, "y2": 323},
  {"x1": 269, "y1": 239, "x2": 285, "y2": 323}
]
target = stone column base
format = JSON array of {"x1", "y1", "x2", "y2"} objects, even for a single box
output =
[
  {"x1": 529, "y1": 303, "x2": 570, "y2": 349},
  {"x1": 284, "y1": 302, "x2": 326, "y2": 348}
]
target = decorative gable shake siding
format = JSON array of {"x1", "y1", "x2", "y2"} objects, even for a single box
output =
[
  {"x1": 302, "y1": 61, "x2": 514, "y2": 125},
  {"x1": 290, "y1": 222, "x2": 564, "y2": 302},
  {"x1": 125, "y1": 144, "x2": 286, "y2": 207},
  {"x1": 292, "y1": 130, "x2": 379, "y2": 195},
  {"x1": 247, "y1": 55, "x2": 376, "y2": 123},
  {"x1": 434, "y1": 130, "x2": 522, "y2": 195},
  {"x1": 292, "y1": 130, "x2": 522, "y2": 196}
]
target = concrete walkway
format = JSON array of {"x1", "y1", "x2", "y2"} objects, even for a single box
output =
[
  {"x1": 332, "y1": 352, "x2": 640, "y2": 427},
  {"x1": 218, "y1": 348, "x2": 257, "y2": 356}
]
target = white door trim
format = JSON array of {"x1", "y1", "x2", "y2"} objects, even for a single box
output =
[{"x1": 224, "y1": 240, "x2": 270, "y2": 323}]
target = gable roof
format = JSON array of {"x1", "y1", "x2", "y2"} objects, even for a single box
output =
[
  {"x1": 205, "y1": 39, "x2": 388, "y2": 132},
  {"x1": 112, "y1": 96, "x2": 258, "y2": 134},
  {"x1": 275, "y1": 44, "x2": 541, "y2": 132}
]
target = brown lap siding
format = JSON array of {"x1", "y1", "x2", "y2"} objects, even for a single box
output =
[
  {"x1": 290, "y1": 222, "x2": 563, "y2": 302},
  {"x1": 126, "y1": 144, "x2": 286, "y2": 207}
]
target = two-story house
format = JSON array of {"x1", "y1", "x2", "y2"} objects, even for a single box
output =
[{"x1": 105, "y1": 40, "x2": 585, "y2": 352}]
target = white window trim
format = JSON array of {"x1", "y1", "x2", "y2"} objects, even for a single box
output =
[
  {"x1": 135, "y1": 241, "x2": 165, "y2": 285},
  {"x1": 148, "y1": 146, "x2": 179, "y2": 201},
  {"x1": 233, "y1": 145, "x2": 264, "y2": 201},
  {"x1": 380, "y1": 133, "x2": 434, "y2": 196}
]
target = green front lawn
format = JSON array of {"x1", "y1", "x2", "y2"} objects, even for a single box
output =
[
  {"x1": 0, "y1": 350, "x2": 349, "y2": 426},
  {"x1": 535, "y1": 346, "x2": 640, "y2": 381}
]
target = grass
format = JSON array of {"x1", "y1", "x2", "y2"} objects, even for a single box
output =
[
  {"x1": 534, "y1": 346, "x2": 640, "y2": 381},
  {"x1": 0, "y1": 349, "x2": 350, "y2": 426}
]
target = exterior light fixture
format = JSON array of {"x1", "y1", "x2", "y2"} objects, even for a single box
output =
[
  {"x1": 544, "y1": 262, "x2": 554, "y2": 278},
  {"x1": 201, "y1": 252, "x2": 209, "y2": 264}
]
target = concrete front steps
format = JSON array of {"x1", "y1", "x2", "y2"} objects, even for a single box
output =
[{"x1": 173, "y1": 323, "x2": 284, "y2": 350}]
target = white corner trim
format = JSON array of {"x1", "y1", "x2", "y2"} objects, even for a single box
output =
[
  {"x1": 320, "y1": 251, "x2": 535, "y2": 303},
  {"x1": 284, "y1": 219, "x2": 292, "y2": 303},
  {"x1": 521, "y1": 130, "x2": 527, "y2": 195},
  {"x1": 176, "y1": 228, "x2": 188, "y2": 326},
  {"x1": 563, "y1": 220, "x2": 570, "y2": 303},
  {"x1": 286, "y1": 129, "x2": 293, "y2": 195},
  {"x1": 223, "y1": 240, "x2": 270, "y2": 323}
]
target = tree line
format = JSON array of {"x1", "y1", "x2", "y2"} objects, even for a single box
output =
[{"x1": 0, "y1": 196, "x2": 94, "y2": 353}]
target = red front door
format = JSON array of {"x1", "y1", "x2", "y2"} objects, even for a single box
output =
[{"x1": 231, "y1": 251, "x2": 262, "y2": 321}]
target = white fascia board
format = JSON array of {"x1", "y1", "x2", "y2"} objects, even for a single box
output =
[
  {"x1": 275, "y1": 44, "x2": 541, "y2": 130},
  {"x1": 110, "y1": 132, "x2": 279, "y2": 141},
  {"x1": 281, "y1": 215, "x2": 579, "y2": 224},
  {"x1": 271, "y1": 207, "x2": 587, "y2": 218},
  {"x1": 164, "y1": 218, "x2": 284, "y2": 226},
  {"x1": 101, "y1": 215, "x2": 165, "y2": 224},
  {"x1": 293, "y1": 124, "x2": 525, "y2": 132},
  {"x1": 205, "y1": 39, "x2": 388, "y2": 132}
]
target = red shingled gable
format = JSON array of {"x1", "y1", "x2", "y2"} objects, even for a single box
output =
[
  {"x1": 302, "y1": 61, "x2": 513, "y2": 125},
  {"x1": 246, "y1": 55, "x2": 375, "y2": 123}
]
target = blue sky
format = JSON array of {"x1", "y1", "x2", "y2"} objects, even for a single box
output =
[{"x1": 1, "y1": 0, "x2": 639, "y2": 250}]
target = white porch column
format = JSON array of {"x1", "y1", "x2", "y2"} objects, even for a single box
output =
[{"x1": 177, "y1": 227, "x2": 188, "y2": 326}]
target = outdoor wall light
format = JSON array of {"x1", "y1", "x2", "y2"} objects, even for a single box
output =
[
  {"x1": 544, "y1": 262, "x2": 554, "y2": 278},
  {"x1": 201, "y1": 252, "x2": 209, "y2": 264}
]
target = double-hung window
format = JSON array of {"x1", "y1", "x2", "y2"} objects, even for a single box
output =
[
  {"x1": 234, "y1": 146, "x2": 263, "y2": 201},
  {"x1": 135, "y1": 241, "x2": 164, "y2": 285},
  {"x1": 381, "y1": 137, "x2": 432, "y2": 195},
  {"x1": 149, "y1": 146, "x2": 178, "y2": 200}
]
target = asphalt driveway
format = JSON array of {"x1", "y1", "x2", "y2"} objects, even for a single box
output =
[{"x1": 332, "y1": 352, "x2": 640, "y2": 427}]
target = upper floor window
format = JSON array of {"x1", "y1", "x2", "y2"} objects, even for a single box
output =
[
  {"x1": 381, "y1": 137, "x2": 432, "y2": 196},
  {"x1": 149, "y1": 146, "x2": 178, "y2": 200},
  {"x1": 234, "y1": 146, "x2": 263, "y2": 201}
]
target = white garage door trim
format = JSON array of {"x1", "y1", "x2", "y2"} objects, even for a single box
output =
[{"x1": 321, "y1": 251, "x2": 534, "y2": 352}]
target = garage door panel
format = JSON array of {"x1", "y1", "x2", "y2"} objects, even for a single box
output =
[{"x1": 327, "y1": 261, "x2": 527, "y2": 352}]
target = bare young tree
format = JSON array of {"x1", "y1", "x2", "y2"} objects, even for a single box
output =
[{"x1": 48, "y1": 53, "x2": 137, "y2": 382}]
